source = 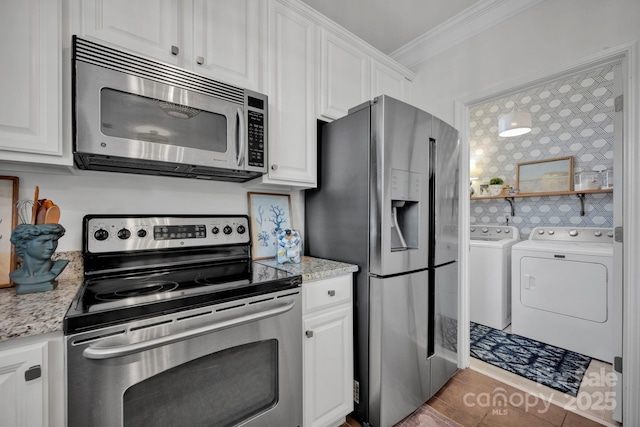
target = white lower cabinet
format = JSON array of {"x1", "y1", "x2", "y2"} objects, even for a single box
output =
[
  {"x1": 302, "y1": 274, "x2": 354, "y2": 427},
  {"x1": 0, "y1": 333, "x2": 64, "y2": 427}
]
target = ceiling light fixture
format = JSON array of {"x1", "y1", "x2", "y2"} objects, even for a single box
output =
[{"x1": 498, "y1": 110, "x2": 532, "y2": 137}]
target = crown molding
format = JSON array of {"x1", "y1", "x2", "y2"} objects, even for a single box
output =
[{"x1": 390, "y1": 0, "x2": 545, "y2": 69}]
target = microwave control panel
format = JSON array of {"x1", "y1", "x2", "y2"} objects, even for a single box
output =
[{"x1": 247, "y1": 109, "x2": 265, "y2": 168}]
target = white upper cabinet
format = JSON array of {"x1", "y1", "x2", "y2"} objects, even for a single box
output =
[
  {"x1": 318, "y1": 29, "x2": 370, "y2": 120},
  {"x1": 258, "y1": 0, "x2": 317, "y2": 187},
  {"x1": 0, "y1": 0, "x2": 65, "y2": 164},
  {"x1": 75, "y1": 0, "x2": 264, "y2": 91},
  {"x1": 371, "y1": 59, "x2": 412, "y2": 103},
  {"x1": 77, "y1": 0, "x2": 182, "y2": 65},
  {"x1": 191, "y1": 0, "x2": 264, "y2": 90}
]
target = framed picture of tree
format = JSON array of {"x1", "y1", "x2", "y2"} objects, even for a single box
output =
[{"x1": 247, "y1": 192, "x2": 293, "y2": 259}]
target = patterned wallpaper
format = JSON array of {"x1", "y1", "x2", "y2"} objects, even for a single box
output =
[{"x1": 469, "y1": 62, "x2": 619, "y2": 239}]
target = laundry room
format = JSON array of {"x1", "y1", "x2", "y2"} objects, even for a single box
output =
[{"x1": 467, "y1": 59, "x2": 621, "y2": 423}]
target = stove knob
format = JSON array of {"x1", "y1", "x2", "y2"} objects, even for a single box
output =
[
  {"x1": 548, "y1": 230, "x2": 555, "y2": 235},
  {"x1": 223, "y1": 225, "x2": 233, "y2": 235},
  {"x1": 538, "y1": 229, "x2": 545, "y2": 235},
  {"x1": 117, "y1": 228, "x2": 131, "y2": 240},
  {"x1": 236, "y1": 225, "x2": 246, "y2": 234},
  {"x1": 212, "y1": 226, "x2": 220, "y2": 235},
  {"x1": 569, "y1": 229, "x2": 579, "y2": 237},
  {"x1": 137, "y1": 229, "x2": 147, "y2": 238},
  {"x1": 504, "y1": 229, "x2": 510, "y2": 233},
  {"x1": 496, "y1": 229, "x2": 502, "y2": 233},
  {"x1": 481, "y1": 228, "x2": 489, "y2": 233},
  {"x1": 94, "y1": 228, "x2": 109, "y2": 241},
  {"x1": 470, "y1": 227, "x2": 476, "y2": 232},
  {"x1": 594, "y1": 230, "x2": 602, "y2": 237}
]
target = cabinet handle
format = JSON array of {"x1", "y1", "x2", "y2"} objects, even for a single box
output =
[
  {"x1": 25, "y1": 365, "x2": 41, "y2": 381},
  {"x1": 305, "y1": 330, "x2": 314, "y2": 338},
  {"x1": 171, "y1": 45, "x2": 179, "y2": 56},
  {"x1": 328, "y1": 290, "x2": 336, "y2": 297},
  {"x1": 196, "y1": 56, "x2": 204, "y2": 65},
  {"x1": 271, "y1": 164, "x2": 278, "y2": 171}
]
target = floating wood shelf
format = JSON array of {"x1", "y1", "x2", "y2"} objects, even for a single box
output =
[
  {"x1": 470, "y1": 188, "x2": 613, "y2": 216},
  {"x1": 470, "y1": 188, "x2": 612, "y2": 200}
]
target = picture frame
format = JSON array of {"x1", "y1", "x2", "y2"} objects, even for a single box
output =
[
  {"x1": 516, "y1": 156, "x2": 574, "y2": 195},
  {"x1": 247, "y1": 192, "x2": 293, "y2": 260},
  {"x1": 1, "y1": 176, "x2": 19, "y2": 288}
]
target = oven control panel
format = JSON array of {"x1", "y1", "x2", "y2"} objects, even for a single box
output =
[{"x1": 84, "y1": 215, "x2": 250, "y2": 253}]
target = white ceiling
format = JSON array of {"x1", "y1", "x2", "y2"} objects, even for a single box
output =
[{"x1": 299, "y1": 0, "x2": 481, "y2": 55}]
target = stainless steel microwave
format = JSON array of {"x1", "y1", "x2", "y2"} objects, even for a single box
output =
[{"x1": 72, "y1": 36, "x2": 267, "y2": 182}]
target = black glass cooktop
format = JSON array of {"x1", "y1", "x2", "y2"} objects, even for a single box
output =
[{"x1": 64, "y1": 260, "x2": 301, "y2": 334}]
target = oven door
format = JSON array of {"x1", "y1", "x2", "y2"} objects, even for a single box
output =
[{"x1": 66, "y1": 289, "x2": 302, "y2": 427}]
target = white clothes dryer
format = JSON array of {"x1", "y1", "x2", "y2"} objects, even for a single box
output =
[
  {"x1": 469, "y1": 225, "x2": 520, "y2": 330},
  {"x1": 511, "y1": 227, "x2": 615, "y2": 362}
]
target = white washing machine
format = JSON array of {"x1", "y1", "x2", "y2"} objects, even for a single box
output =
[
  {"x1": 511, "y1": 227, "x2": 615, "y2": 362},
  {"x1": 470, "y1": 225, "x2": 520, "y2": 330}
]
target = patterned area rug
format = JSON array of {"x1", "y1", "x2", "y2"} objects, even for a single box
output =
[{"x1": 470, "y1": 322, "x2": 591, "y2": 396}]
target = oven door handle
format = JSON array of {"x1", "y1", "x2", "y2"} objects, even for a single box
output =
[{"x1": 82, "y1": 300, "x2": 295, "y2": 360}]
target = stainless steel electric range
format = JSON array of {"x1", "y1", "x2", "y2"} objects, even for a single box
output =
[{"x1": 64, "y1": 214, "x2": 302, "y2": 427}]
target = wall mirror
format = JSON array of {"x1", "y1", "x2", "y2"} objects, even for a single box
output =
[{"x1": 516, "y1": 156, "x2": 574, "y2": 195}]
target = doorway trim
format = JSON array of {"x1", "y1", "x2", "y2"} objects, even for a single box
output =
[{"x1": 454, "y1": 39, "x2": 639, "y2": 425}]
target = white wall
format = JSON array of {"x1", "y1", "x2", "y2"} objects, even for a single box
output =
[
  {"x1": 409, "y1": 0, "x2": 640, "y2": 123},
  {"x1": 3, "y1": 167, "x2": 304, "y2": 253}
]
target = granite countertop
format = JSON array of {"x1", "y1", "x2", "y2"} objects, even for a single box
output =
[
  {"x1": 0, "y1": 251, "x2": 83, "y2": 343},
  {"x1": 257, "y1": 256, "x2": 359, "y2": 281},
  {"x1": 1, "y1": 254, "x2": 357, "y2": 344}
]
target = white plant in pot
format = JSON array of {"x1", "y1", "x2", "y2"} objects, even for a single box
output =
[{"x1": 489, "y1": 177, "x2": 504, "y2": 196}]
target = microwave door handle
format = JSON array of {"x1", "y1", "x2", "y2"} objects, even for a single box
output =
[{"x1": 236, "y1": 108, "x2": 246, "y2": 167}]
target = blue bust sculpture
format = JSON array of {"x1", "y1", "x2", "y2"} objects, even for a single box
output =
[{"x1": 9, "y1": 224, "x2": 69, "y2": 294}]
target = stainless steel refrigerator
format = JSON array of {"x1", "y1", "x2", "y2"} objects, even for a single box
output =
[{"x1": 305, "y1": 95, "x2": 459, "y2": 427}]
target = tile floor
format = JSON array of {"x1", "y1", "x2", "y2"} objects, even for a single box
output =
[{"x1": 339, "y1": 361, "x2": 621, "y2": 427}]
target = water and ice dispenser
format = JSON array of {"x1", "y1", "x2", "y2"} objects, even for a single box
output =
[{"x1": 390, "y1": 168, "x2": 421, "y2": 251}]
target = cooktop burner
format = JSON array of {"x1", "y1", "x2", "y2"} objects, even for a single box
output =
[
  {"x1": 63, "y1": 215, "x2": 302, "y2": 334},
  {"x1": 95, "y1": 281, "x2": 180, "y2": 301}
]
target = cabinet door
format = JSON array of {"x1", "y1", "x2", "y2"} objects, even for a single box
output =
[
  {"x1": 79, "y1": 0, "x2": 181, "y2": 64},
  {"x1": 0, "y1": 0, "x2": 62, "y2": 158},
  {"x1": 192, "y1": 0, "x2": 263, "y2": 90},
  {"x1": 371, "y1": 59, "x2": 411, "y2": 103},
  {"x1": 303, "y1": 306, "x2": 353, "y2": 427},
  {"x1": 0, "y1": 342, "x2": 48, "y2": 427},
  {"x1": 318, "y1": 29, "x2": 370, "y2": 120},
  {"x1": 265, "y1": 1, "x2": 317, "y2": 186}
]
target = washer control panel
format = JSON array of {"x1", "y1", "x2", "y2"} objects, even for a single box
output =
[
  {"x1": 470, "y1": 225, "x2": 520, "y2": 241},
  {"x1": 529, "y1": 227, "x2": 613, "y2": 243},
  {"x1": 85, "y1": 215, "x2": 250, "y2": 253}
]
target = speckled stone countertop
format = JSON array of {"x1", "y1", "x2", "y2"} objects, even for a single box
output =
[
  {"x1": 0, "y1": 251, "x2": 83, "y2": 343},
  {"x1": 257, "y1": 256, "x2": 358, "y2": 281}
]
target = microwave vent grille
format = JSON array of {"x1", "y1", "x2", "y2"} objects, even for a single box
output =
[{"x1": 73, "y1": 37, "x2": 244, "y2": 105}]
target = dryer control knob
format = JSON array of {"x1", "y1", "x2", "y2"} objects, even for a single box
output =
[
  {"x1": 569, "y1": 229, "x2": 579, "y2": 237},
  {"x1": 594, "y1": 231, "x2": 602, "y2": 237}
]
